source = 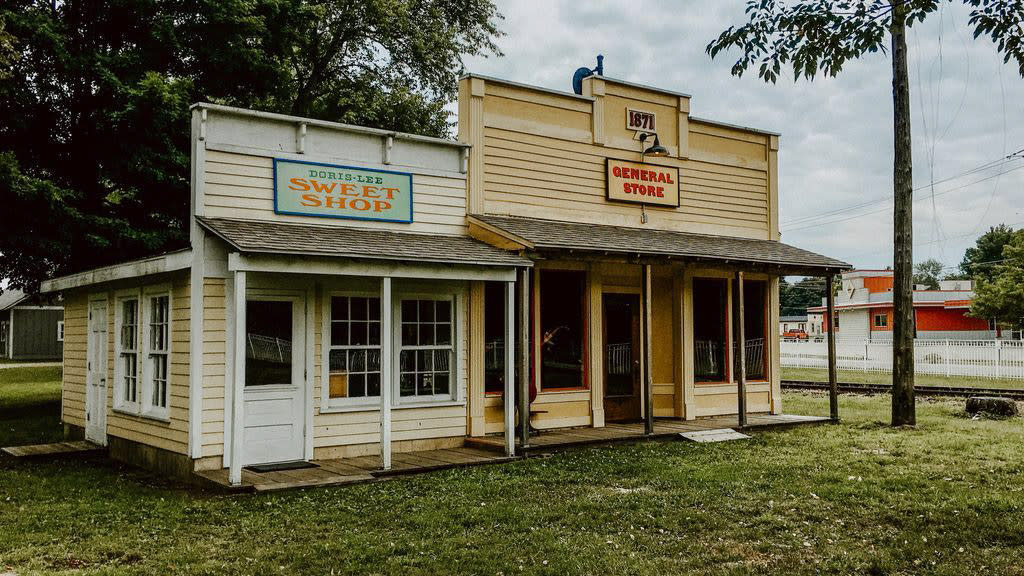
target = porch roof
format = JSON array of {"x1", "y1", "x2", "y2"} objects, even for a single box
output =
[
  {"x1": 197, "y1": 216, "x2": 532, "y2": 268},
  {"x1": 471, "y1": 215, "x2": 851, "y2": 275}
]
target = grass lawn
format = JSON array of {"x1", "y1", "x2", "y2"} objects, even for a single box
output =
[
  {"x1": 2, "y1": 373, "x2": 1024, "y2": 574},
  {"x1": 782, "y1": 366, "x2": 1024, "y2": 390},
  {"x1": 0, "y1": 365, "x2": 62, "y2": 447}
]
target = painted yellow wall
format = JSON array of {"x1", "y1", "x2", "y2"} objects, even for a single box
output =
[
  {"x1": 460, "y1": 75, "x2": 778, "y2": 240},
  {"x1": 61, "y1": 271, "x2": 191, "y2": 454}
]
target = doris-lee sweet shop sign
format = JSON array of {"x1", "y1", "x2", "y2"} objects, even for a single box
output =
[
  {"x1": 605, "y1": 159, "x2": 680, "y2": 207},
  {"x1": 273, "y1": 158, "x2": 414, "y2": 223}
]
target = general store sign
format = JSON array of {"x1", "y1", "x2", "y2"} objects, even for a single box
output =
[
  {"x1": 606, "y1": 159, "x2": 680, "y2": 207},
  {"x1": 273, "y1": 159, "x2": 413, "y2": 223}
]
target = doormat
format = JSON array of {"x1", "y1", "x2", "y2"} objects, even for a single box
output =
[
  {"x1": 246, "y1": 461, "x2": 320, "y2": 473},
  {"x1": 679, "y1": 429, "x2": 751, "y2": 443}
]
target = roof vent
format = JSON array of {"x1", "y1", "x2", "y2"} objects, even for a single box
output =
[{"x1": 572, "y1": 55, "x2": 604, "y2": 95}]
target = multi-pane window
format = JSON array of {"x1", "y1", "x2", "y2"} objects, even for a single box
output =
[
  {"x1": 147, "y1": 295, "x2": 170, "y2": 413},
  {"x1": 399, "y1": 299, "x2": 453, "y2": 399},
  {"x1": 327, "y1": 296, "x2": 382, "y2": 401},
  {"x1": 118, "y1": 298, "x2": 140, "y2": 407}
]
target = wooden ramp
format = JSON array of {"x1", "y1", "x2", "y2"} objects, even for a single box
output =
[
  {"x1": 467, "y1": 413, "x2": 830, "y2": 455},
  {"x1": 195, "y1": 446, "x2": 516, "y2": 493},
  {"x1": 1, "y1": 440, "x2": 105, "y2": 459}
]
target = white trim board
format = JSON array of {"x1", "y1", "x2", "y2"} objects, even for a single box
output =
[
  {"x1": 227, "y1": 253, "x2": 518, "y2": 282},
  {"x1": 41, "y1": 250, "x2": 193, "y2": 293}
]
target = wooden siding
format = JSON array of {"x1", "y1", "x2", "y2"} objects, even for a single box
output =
[
  {"x1": 10, "y1": 308, "x2": 63, "y2": 360},
  {"x1": 61, "y1": 272, "x2": 191, "y2": 454},
  {"x1": 465, "y1": 76, "x2": 776, "y2": 241},
  {"x1": 200, "y1": 277, "x2": 227, "y2": 458},
  {"x1": 202, "y1": 150, "x2": 468, "y2": 236}
]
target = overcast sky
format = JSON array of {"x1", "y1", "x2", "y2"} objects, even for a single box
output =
[{"x1": 460, "y1": 1, "x2": 1024, "y2": 273}]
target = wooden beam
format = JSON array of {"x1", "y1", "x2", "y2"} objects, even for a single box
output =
[
  {"x1": 826, "y1": 273, "x2": 839, "y2": 421},
  {"x1": 734, "y1": 270, "x2": 748, "y2": 428},
  {"x1": 518, "y1": 268, "x2": 531, "y2": 450},
  {"x1": 380, "y1": 277, "x2": 393, "y2": 470},
  {"x1": 504, "y1": 279, "x2": 516, "y2": 457},
  {"x1": 229, "y1": 270, "x2": 246, "y2": 486},
  {"x1": 642, "y1": 264, "x2": 654, "y2": 435}
]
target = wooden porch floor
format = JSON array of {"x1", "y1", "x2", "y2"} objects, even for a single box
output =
[
  {"x1": 1, "y1": 440, "x2": 105, "y2": 459},
  {"x1": 467, "y1": 413, "x2": 831, "y2": 454},
  {"x1": 194, "y1": 447, "x2": 515, "y2": 493},
  {"x1": 194, "y1": 413, "x2": 828, "y2": 492}
]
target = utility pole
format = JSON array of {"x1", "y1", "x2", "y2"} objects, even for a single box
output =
[{"x1": 890, "y1": 0, "x2": 916, "y2": 426}]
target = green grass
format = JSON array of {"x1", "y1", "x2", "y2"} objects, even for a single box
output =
[
  {"x1": 782, "y1": 366, "x2": 1024, "y2": 390},
  {"x1": 2, "y1": 372, "x2": 1024, "y2": 575},
  {"x1": 0, "y1": 365, "x2": 62, "y2": 446}
]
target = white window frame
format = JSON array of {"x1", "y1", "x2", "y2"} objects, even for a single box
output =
[
  {"x1": 141, "y1": 285, "x2": 172, "y2": 421},
  {"x1": 393, "y1": 290, "x2": 461, "y2": 406},
  {"x1": 113, "y1": 289, "x2": 142, "y2": 414},
  {"x1": 321, "y1": 290, "x2": 384, "y2": 410},
  {"x1": 56, "y1": 320, "x2": 65, "y2": 342}
]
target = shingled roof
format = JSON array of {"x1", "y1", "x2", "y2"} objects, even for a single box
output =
[
  {"x1": 197, "y1": 217, "x2": 531, "y2": 268},
  {"x1": 472, "y1": 215, "x2": 850, "y2": 274}
]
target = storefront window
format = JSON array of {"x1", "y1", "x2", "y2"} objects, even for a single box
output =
[
  {"x1": 245, "y1": 300, "x2": 293, "y2": 387},
  {"x1": 399, "y1": 298, "x2": 453, "y2": 399},
  {"x1": 328, "y1": 296, "x2": 381, "y2": 400},
  {"x1": 693, "y1": 278, "x2": 727, "y2": 382},
  {"x1": 484, "y1": 281, "x2": 506, "y2": 395},
  {"x1": 740, "y1": 280, "x2": 767, "y2": 380},
  {"x1": 539, "y1": 270, "x2": 585, "y2": 389}
]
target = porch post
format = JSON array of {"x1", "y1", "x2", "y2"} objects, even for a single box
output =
[
  {"x1": 380, "y1": 277, "x2": 393, "y2": 470},
  {"x1": 826, "y1": 273, "x2": 839, "y2": 421},
  {"x1": 518, "y1": 267, "x2": 530, "y2": 450},
  {"x1": 642, "y1": 263, "x2": 654, "y2": 435},
  {"x1": 504, "y1": 279, "x2": 516, "y2": 457},
  {"x1": 734, "y1": 270, "x2": 747, "y2": 428},
  {"x1": 229, "y1": 270, "x2": 246, "y2": 486}
]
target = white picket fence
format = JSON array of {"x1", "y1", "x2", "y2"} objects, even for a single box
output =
[{"x1": 781, "y1": 338, "x2": 1024, "y2": 380}]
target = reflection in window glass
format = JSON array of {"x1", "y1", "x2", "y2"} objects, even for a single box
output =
[
  {"x1": 328, "y1": 296, "x2": 381, "y2": 399},
  {"x1": 245, "y1": 300, "x2": 293, "y2": 386},
  {"x1": 539, "y1": 270, "x2": 585, "y2": 389},
  {"x1": 693, "y1": 278, "x2": 727, "y2": 382},
  {"x1": 399, "y1": 299, "x2": 453, "y2": 398}
]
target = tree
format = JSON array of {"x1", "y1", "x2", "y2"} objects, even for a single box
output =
[
  {"x1": 960, "y1": 224, "x2": 1016, "y2": 281},
  {"x1": 970, "y1": 229, "x2": 1024, "y2": 329},
  {"x1": 707, "y1": 0, "x2": 1024, "y2": 427},
  {"x1": 0, "y1": 0, "x2": 503, "y2": 294},
  {"x1": 780, "y1": 276, "x2": 840, "y2": 316},
  {"x1": 912, "y1": 258, "x2": 944, "y2": 290}
]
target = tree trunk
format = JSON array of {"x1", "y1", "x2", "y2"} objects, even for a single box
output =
[{"x1": 890, "y1": 1, "x2": 916, "y2": 426}]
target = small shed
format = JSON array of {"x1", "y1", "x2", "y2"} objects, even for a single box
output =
[{"x1": 0, "y1": 289, "x2": 64, "y2": 361}]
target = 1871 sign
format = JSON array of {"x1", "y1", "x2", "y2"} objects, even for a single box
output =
[
  {"x1": 626, "y1": 108, "x2": 656, "y2": 132},
  {"x1": 274, "y1": 158, "x2": 414, "y2": 223},
  {"x1": 606, "y1": 158, "x2": 680, "y2": 207}
]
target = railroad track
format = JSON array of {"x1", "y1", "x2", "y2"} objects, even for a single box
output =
[{"x1": 781, "y1": 380, "x2": 1024, "y2": 401}]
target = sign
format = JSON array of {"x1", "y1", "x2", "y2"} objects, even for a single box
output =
[
  {"x1": 606, "y1": 159, "x2": 680, "y2": 207},
  {"x1": 273, "y1": 158, "x2": 413, "y2": 223},
  {"x1": 626, "y1": 107, "x2": 656, "y2": 132}
]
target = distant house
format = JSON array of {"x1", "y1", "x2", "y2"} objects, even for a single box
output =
[
  {"x1": 0, "y1": 289, "x2": 64, "y2": 361},
  {"x1": 779, "y1": 315, "x2": 808, "y2": 335},
  {"x1": 808, "y1": 270, "x2": 996, "y2": 341}
]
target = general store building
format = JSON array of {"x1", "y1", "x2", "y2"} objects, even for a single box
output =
[{"x1": 41, "y1": 71, "x2": 848, "y2": 487}]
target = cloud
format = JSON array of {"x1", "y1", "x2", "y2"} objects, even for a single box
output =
[{"x1": 462, "y1": 0, "x2": 1024, "y2": 273}]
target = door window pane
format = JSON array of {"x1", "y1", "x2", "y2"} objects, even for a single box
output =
[{"x1": 245, "y1": 300, "x2": 293, "y2": 386}]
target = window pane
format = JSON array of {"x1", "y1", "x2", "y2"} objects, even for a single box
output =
[
  {"x1": 693, "y1": 279, "x2": 727, "y2": 382},
  {"x1": 399, "y1": 350, "x2": 415, "y2": 373},
  {"x1": 433, "y1": 349, "x2": 450, "y2": 374},
  {"x1": 417, "y1": 349, "x2": 433, "y2": 372},
  {"x1": 416, "y1": 373, "x2": 432, "y2": 396},
  {"x1": 331, "y1": 296, "x2": 349, "y2": 321},
  {"x1": 368, "y1": 298, "x2": 381, "y2": 320},
  {"x1": 539, "y1": 270, "x2": 585, "y2": 389},
  {"x1": 368, "y1": 322, "x2": 381, "y2": 346},
  {"x1": 349, "y1": 373, "x2": 365, "y2": 398},
  {"x1": 352, "y1": 297, "x2": 368, "y2": 321},
  {"x1": 740, "y1": 280, "x2": 767, "y2": 380},
  {"x1": 400, "y1": 373, "x2": 416, "y2": 396},
  {"x1": 419, "y1": 323, "x2": 434, "y2": 346},
  {"x1": 484, "y1": 282, "x2": 505, "y2": 393},
  {"x1": 351, "y1": 322, "x2": 368, "y2": 346},
  {"x1": 331, "y1": 321, "x2": 349, "y2": 346},
  {"x1": 350, "y1": 349, "x2": 366, "y2": 372},
  {"x1": 366, "y1": 373, "x2": 381, "y2": 397},
  {"x1": 432, "y1": 372, "x2": 449, "y2": 395},
  {"x1": 420, "y1": 300, "x2": 435, "y2": 322},
  {"x1": 401, "y1": 300, "x2": 417, "y2": 322},
  {"x1": 436, "y1": 323, "x2": 451, "y2": 346},
  {"x1": 402, "y1": 323, "x2": 417, "y2": 346},
  {"x1": 245, "y1": 300, "x2": 293, "y2": 386},
  {"x1": 436, "y1": 300, "x2": 451, "y2": 322}
]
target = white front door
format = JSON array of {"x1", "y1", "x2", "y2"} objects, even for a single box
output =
[
  {"x1": 242, "y1": 296, "x2": 306, "y2": 465},
  {"x1": 86, "y1": 298, "x2": 108, "y2": 445}
]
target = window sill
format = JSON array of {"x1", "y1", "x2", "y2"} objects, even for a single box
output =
[
  {"x1": 112, "y1": 407, "x2": 171, "y2": 424},
  {"x1": 319, "y1": 400, "x2": 466, "y2": 414}
]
